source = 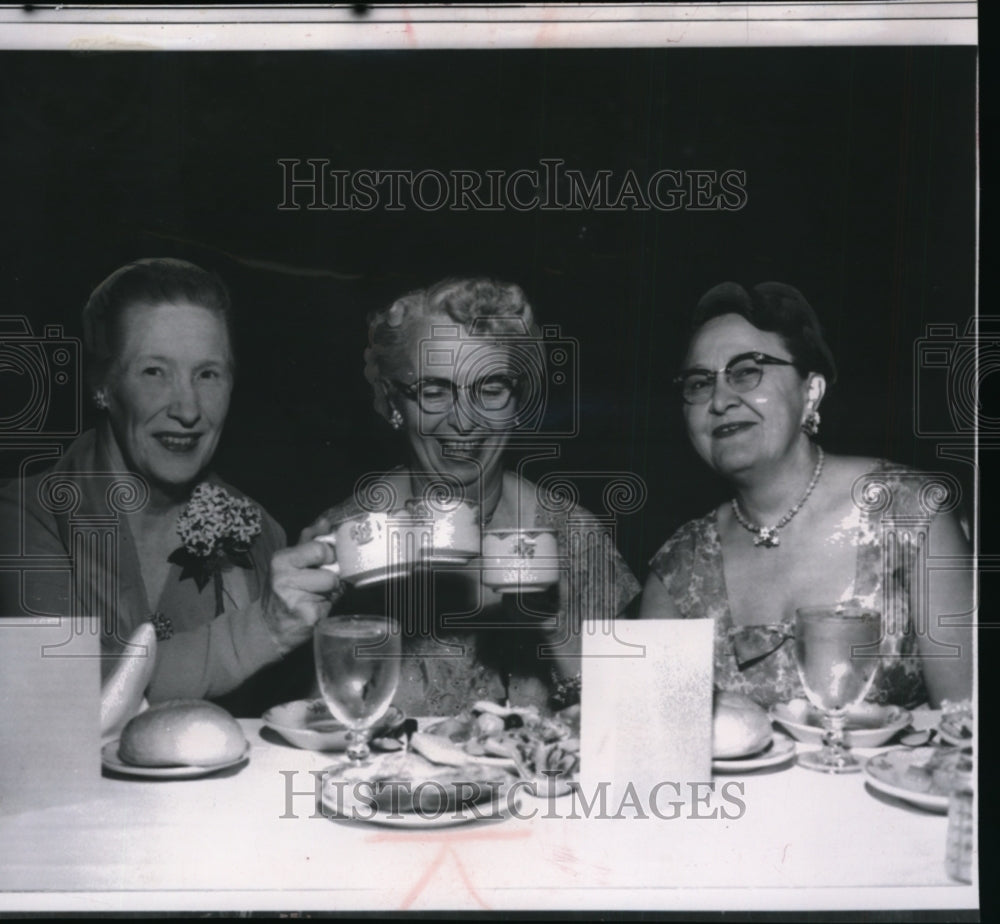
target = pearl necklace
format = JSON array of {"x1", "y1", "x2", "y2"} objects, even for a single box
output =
[{"x1": 730, "y1": 446, "x2": 825, "y2": 549}]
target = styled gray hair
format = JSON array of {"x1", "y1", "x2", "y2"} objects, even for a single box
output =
[{"x1": 363, "y1": 277, "x2": 539, "y2": 421}]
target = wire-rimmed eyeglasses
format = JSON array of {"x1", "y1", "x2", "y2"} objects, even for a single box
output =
[
  {"x1": 673, "y1": 351, "x2": 796, "y2": 405},
  {"x1": 390, "y1": 375, "x2": 518, "y2": 414}
]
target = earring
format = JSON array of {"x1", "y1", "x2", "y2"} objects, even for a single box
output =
[
  {"x1": 802, "y1": 410, "x2": 820, "y2": 437},
  {"x1": 389, "y1": 408, "x2": 404, "y2": 430},
  {"x1": 93, "y1": 391, "x2": 109, "y2": 411}
]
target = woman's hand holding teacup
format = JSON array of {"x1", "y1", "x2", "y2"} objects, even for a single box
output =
[
  {"x1": 298, "y1": 513, "x2": 336, "y2": 545},
  {"x1": 262, "y1": 536, "x2": 344, "y2": 655}
]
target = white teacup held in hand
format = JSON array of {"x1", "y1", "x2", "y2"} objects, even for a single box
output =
[
  {"x1": 403, "y1": 497, "x2": 480, "y2": 564},
  {"x1": 479, "y1": 528, "x2": 560, "y2": 593},
  {"x1": 316, "y1": 501, "x2": 480, "y2": 587}
]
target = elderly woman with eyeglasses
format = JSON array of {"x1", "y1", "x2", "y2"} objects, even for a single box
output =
[
  {"x1": 304, "y1": 277, "x2": 641, "y2": 717},
  {"x1": 639, "y1": 282, "x2": 973, "y2": 709}
]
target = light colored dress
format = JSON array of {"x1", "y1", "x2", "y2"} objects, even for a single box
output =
[
  {"x1": 0, "y1": 424, "x2": 287, "y2": 715},
  {"x1": 320, "y1": 469, "x2": 642, "y2": 716},
  {"x1": 648, "y1": 461, "x2": 949, "y2": 709}
]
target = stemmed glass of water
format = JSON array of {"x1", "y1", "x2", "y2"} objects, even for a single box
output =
[
  {"x1": 314, "y1": 614, "x2": 401, "y2": 765},
  {"x1": 794, "y1": 605, "x2": 882, "y2": 773}
]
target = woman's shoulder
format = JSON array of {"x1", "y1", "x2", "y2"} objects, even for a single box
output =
[
  {"x1": 648, "y1": 508, "x2": 720, "y2": 576},
  {"x1": 651, "y1": 509, "x2": 719, "y2": 556},
  {"x1": 825, "y1": 453, "x2": 957, "y2": 518},
  {"x1": 646, "y1": 508, "x2": 724, "y2": 610}
]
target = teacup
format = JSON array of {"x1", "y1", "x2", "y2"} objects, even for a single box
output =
[
  {"x1": 479, "y1": 528, "x2": 560, "y2": 593},
  {"x1": 404, "y1": 498, "x2": 480, "y2": 565},
  {"x1": 316, "y1": 512, "x2": 420, "y2": 588}
]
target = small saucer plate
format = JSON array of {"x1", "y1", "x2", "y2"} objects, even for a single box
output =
[
  {"x1": 101, "y1": 740, "x2": 250, "y2": 779},
  {"x1": 712, "y1": 733, "x2": 796, "y2": 773},
  {"x1": 770, "y1": 700, "x2": 911, "y2": 748},
  {"x1": 262, "y1": 701, "x2": 404, "y2": 752}
]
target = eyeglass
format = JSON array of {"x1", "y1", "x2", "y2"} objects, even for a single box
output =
[
  {"x1": 390, "y1": 375, "x2": 518, "y2": 414},
  {"x1": 673, "y1": 351, "x2": 796, "y2": 405}
]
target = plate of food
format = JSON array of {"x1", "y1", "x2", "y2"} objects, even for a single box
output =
[
  {"x1": 102, "y1": 699, "x2": 250, "y2": 779},
  {"x1": 770, "y1": 699, "x2": 911, "y2": 747},
  {"x1": 938, "y1": 699, "x2": 974, "y2": 749},
  {"x1": 319, "y1": 749, "x2": 518, "y2": 829},
  {"x1": 422, "y1": 700, "x2": 581, "y2": 796},
  {"x1": 863, "y1": 746, "x2": 964, "y2": 812},
  {"x1": 262, "y1": 699, "x2": 405, "y2": 751},
  {"x1": 318, "y1": 700, "x2": 580, "y2": 827}
]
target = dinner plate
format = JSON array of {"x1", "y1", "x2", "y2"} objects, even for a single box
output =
[
  {"x1": 101, "y1": 740, "x2": 250, "y2": 779},
  {"x1": 769, "y1": 699, "x2": 911, "y2": 747},
  {"x1": 318, "y1": 752, "x2": 517, "y2": 829},
  {"x1": 261, "y1": 700, "x2": 404, "y2": 751},
  {"x1": 712, "y1": 733, "x2": 796, "y2": 773},
  {"x1": 862, "y1": 747, "x2": 962, "y2": 812},
  {"x1": 319, "y1": 781, "x2": 516, "y2": 829}
]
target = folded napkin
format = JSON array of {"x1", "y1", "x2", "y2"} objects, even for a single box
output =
[{"x1": 100, "y1": 622, "x2": 156, "y2": 737}]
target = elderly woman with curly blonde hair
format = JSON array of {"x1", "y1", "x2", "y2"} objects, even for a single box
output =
[{"x1": 307, "y1": 277, "x2": 641, "y2": 716}]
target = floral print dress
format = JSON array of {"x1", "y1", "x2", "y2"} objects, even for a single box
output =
[{"x1": 648, "y1": 462, "x2": 948, "y2": 709}]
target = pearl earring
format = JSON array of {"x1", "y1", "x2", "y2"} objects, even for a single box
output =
[
  {"x1": 802, "y1": 410, "x2": 820, "y2": 437},
  {"x1": 93, "y1": 391, "x2": 109, "y2": 411},
  {"x1": 389, "y1": 408, "x2": 404, "y2": 430}
]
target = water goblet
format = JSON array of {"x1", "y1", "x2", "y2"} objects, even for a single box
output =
[
  {"x1": 794, "y1": 605, "x2": 882, "y2": 773},
  {"x1": 314, "y1": 614, "x2": 401, "y2": 766}
]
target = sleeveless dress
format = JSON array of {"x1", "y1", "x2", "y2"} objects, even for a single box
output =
[{"x1": 647, "y1": 461, "x2": 951, "y2": 709}]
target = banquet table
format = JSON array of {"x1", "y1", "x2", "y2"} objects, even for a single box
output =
[{"x1": 0, "y1": 708, "x2": 978, "y2": 913}]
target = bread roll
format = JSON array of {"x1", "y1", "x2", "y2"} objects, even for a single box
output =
[
  {"x1": 712, "y1": 691, "x2": 773, "y2": 759},
  {"x1": 119, "y1": 699, "x2": 247, "y2": 767}
]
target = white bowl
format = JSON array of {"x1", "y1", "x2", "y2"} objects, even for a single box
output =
[
  {"x1": 769, "y1": 698, "x2": 911, "y2": 747},
  {"x1": 262, "y1": 699, "x2": 403, "y2": 751}
]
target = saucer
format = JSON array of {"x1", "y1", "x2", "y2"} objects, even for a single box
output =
[
  {"x1": 712, "y1": 733, "x2": 796, "y2": 773},
  {"x1": 101, "y1": 740, "x2": 250, "y2": 779},
  {"x1": 262, "y1": 701, "x2": 404, "y2": 751},
  {"x1": 770, "y1": 700, "x2": 911, "y2": 748}
]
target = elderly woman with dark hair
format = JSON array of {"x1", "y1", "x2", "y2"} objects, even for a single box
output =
[
  {"x1": 308, "y1": 276, "x2": 641, "y2": 716},
  {"x1": 640, "y1": 282, "x2": 973, "y2": 709},
  {"x1": 0, "y1": 258, "x2": 336, "y2": 714}
]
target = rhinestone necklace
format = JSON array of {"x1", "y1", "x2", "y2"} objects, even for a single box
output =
[{"x1": 730, "y1": 446, "x2": 825, "y2": 549}]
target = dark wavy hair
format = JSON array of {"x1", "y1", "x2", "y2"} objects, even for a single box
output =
[
  {"x1": 690, "y1": 281, "x2": 837, "y2": 384},
  {"x1": 82, "y1": 257, "x2": 234, "y2": 388}
]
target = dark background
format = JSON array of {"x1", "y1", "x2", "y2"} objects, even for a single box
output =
[{"x1": 0, "y1": 47, "x2": 979, "y2": 578}]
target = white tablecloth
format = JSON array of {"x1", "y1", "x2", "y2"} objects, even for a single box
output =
[{"x1": 0, "y1": 711, "x2": 978, "y2": 913}]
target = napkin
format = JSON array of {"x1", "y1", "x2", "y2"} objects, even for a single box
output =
[
  {"x1": 100, "y1": 621, "x2": 156, "y2": 737},
  {"x1": 581, "y1": 619, "x2": 714, "y2": 809},
  {"x1": 0, "y1": 617, "x2": 101, "y2": 816}
]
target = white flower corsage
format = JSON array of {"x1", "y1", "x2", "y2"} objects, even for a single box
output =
[{"x1": 173, "y1": 483, "x2": 262, "y2": 615}]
